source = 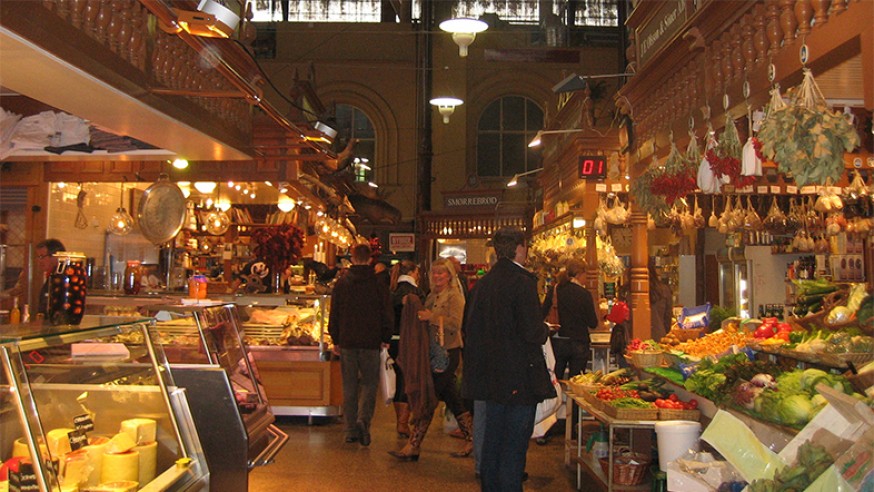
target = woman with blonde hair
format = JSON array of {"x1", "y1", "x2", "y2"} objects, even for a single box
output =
[{"x1": 389, "y1": 258, "x2": 472, "y2": 461}]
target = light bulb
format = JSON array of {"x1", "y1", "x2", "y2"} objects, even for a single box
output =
[
  {"x1": 194, "y1": 181, "x2": 217, "y2": 194},
  {"x1": 109, "y1": 208, "x2": 134, "y2": 235},
  {"x1": 205, "y1": 210, "x2": 230, "y2": 235},
  {"x1": 277, "y1": 196, "x2": 296, "y2": 212}
]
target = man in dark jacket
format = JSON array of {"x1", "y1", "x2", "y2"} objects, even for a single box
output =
[
  {"x1": 328, "y1": 243, "x2": 393, "y2": 446},
  {"x1": 462, "y1": 227, "x2": 553, "y2": 492}
]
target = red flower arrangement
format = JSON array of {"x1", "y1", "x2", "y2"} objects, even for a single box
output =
[{"x1": 251, "y1": 224, "x2": 305, "y2": 273}]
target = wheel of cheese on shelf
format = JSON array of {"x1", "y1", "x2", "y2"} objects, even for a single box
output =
[
  {"x1": 120, "y1": 418, "x2": 157, "y2": 445},
  {"x1": 11, "y1": 438, "x2": 47, "y2": 460},
  {"x1": 82, "y1": 436, "x2": 109, "y2": 487},
  {"x1": 100, "y1": 451, "x2": 139, "y2": 483},
  {"x1": 133, "y1": 441, "x2": 157, "y2": 486},
  {"x1": 46, "y1": 428, "x2": 75, "y2": 457},
  {"x1": 104, "y1": 433, "x2": 136, "y2": 455},
  {"x1": 62, "y1": 449, "x2": 91, "y2": 489}
]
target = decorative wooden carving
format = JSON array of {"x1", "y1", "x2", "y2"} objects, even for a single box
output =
[
  {"x1": 732, "y1": 24, "x2": 746, "y2": 78},
  {"x1": 753, "y1": 4, "x2": 769, "y2": 64},
  {"x1": 780, "y1": 0, "x2": 798, "y2": 43},
  {"x1": 832, "y1": 0, "x2": 847, "y2": 15},
  {"x1": 767, "y1": 0, "x2": 784, "y2": 55},
  {"x1": 795, "y1": 0, "x2": 813, "y2": 36},
  {"x1": 811, "y1": 0, "x2": 831, "y2": 26}
]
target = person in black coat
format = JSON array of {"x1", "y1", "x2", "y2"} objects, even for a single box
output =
[
  {"x1": 462, "y1": 227, "x2": 553, "y2": 492},
  {"x1": 328, "y1": 243, "x2": 393, "y2": 446},
  {"x1": 540, "y1": 259, "x2": 599, "y2": 380}
]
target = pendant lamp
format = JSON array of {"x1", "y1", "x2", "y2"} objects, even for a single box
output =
[{"x1": 109, "y1": 182, "x2": 134, "y2": 235}]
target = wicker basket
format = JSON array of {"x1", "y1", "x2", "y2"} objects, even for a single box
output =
[
  {"x1": 658, "y1": 408, "x2": 701, "y2": 421},
  {"x1": 569, "y1": 381, "x2": 601, "y2": 396},
  {"x1": 627, "y1": 351, "x2": 665, "y2": 368},
  {"x1": 602, "y1": 404, "x2": 659, "y2": 421},
  {"x1": 674, "y1": 328, "x2": 704, "y2": 342},
  {"x1": 598, "y1": 450, "x2": 650, "y2": 486}
]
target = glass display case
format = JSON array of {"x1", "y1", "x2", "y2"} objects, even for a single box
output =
[
  {"x1": 151, "y1": 304, "x2": 287, "y2": 491},
  {"x1": 0, "y1": 316, "x2": 209, "y2": 492}
]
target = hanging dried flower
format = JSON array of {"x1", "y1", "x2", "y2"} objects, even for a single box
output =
[{"x1": 251, "y1": 224, "x2": 306, "y2": 273}]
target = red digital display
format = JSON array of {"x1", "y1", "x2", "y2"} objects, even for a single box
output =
[{"x1": 578, "y1": 155, "x2": 607, "y2": 179}]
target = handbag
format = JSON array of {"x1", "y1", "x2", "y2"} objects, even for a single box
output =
[
  {"x1": 378, "y1": 347, "x2": 396, "y2": 405},
  {"x1": 429, "y1": 318, "x2": 449, "y2": 373},
  {"x1": 544, "y1": 284, "x2": 560, "y2": 329},
  {"x1": 533, "y1": 338, "x2": 561, "y2": 424}
]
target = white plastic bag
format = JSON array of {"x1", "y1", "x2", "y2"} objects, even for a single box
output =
[
  {"x1": 534, "y1": 338, "x2": 562, "y2": 425},
  {"x1": 378, "y1": 347, "x2": 396, "y2": 405}
]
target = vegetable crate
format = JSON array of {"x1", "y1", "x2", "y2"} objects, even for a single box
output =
[
  {"x1": 658, "y1": 408, "x2": 701, "y2": 421},
  {"x1": 598, "y1": 450, "x2": 650, "y2": 486},
  {"x1": 602, "y1": 404, "x2": 659, "y2": 421}
]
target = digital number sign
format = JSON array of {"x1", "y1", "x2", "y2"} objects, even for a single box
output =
[{"x1": 578, "y1": 155, "x2": 607, "y2": 179}]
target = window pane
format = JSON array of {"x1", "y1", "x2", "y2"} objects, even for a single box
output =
[
  {"x1": 353, "y1": 110, "x2": 374, "y2": 138},
  {"x1": 526, "y1": 101, "x2": 544, "y2": 129},
  {"x1": 477, "y1": 134, "x2": 500, "y2": 176},
  {"x1": 502, "y1": 135, "x2": 526, "y2": 176},
  {"x1": 502, "y1": 97, "x2": 524, "y2": 131},
  {"x1": 479, "y1": 102, "x2": 500, "y2": 131}
]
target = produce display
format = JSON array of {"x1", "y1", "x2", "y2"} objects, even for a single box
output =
[
  {"x1": 569, "y1": 368, "x2": 632, "y2": 387},
  {"x1": 668, "y1": 326, "x2": 751, "y2": 359}
]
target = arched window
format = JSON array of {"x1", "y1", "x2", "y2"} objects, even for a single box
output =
[
  {"x1": 476, "y1": 96, "x2": 543, "y2": 178},
  {"x1": 332, "y1": 104, "x2": 376, "y2": 183}
]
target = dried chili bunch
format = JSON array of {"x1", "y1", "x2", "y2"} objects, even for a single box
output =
[
  {"x1": 706, "y1": 113, "x2": 756, "y2": 188},
  {"x1": 650, "y1": 139, "x2": 697, "y2": 205}
]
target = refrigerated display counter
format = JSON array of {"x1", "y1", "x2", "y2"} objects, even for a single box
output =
[
  {"x1": 0, "y1": 316, "x2": 209, "y2": 491},
  {"x1": 151, "y1": 304, "x2": 287, "y2": 492}
]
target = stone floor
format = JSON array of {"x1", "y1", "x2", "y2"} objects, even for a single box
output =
[{"x1": 248, "y1": 402, "x2": 585, "y2": 491}]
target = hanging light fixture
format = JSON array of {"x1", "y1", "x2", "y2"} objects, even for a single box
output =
[
  {"x1": 193, "y1": 181, "x2": 217, "y2": 194},
  {"x1": 430, "y1": 97, "x2": 463, "y2": 124},
  {"x1": 204, "y1": 183, "x2": 230, "y2": 235},
  {"x1": 277, "y1": 195, "x2": 296, "y2": 213},
  {"x1": 109, "y1": 181, "x2": 134, "y2": 236},
  {"x1": 439, "y1": 18, "x2": 488, "y2": 58}
]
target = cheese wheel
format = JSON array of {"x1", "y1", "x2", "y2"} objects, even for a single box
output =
[
  {"x1": 82, "y1": 438, "x2": 109, "y2": 487},
  {"x1": 11, "y1": 438, "x2": 30, "y2": 459},
  {"x1": 133, "y1": 442, "x2": 157, "y2": 486},
  {"x1": 47, "y1": 428, "x2": 74, "y2": 457},
  {"x1": 120, "y1": 418, "x2": 157, "y2": 445},
  {"x1": 104, "y1": 433, "x2": 136, "y2": 455},
  {"x1": 62, "y1": 449, "x2": 91, "y2": 488},
  {"x1": 100, "y1": 451, "x2": 139, "y2": 483}
]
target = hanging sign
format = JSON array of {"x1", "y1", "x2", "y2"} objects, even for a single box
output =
[
  {"x1": 636, "y1": 0, "x2": 688, "y2": 68},
  {"x1": 389, "y1": 233, "x2": 416, "y2": 252}
]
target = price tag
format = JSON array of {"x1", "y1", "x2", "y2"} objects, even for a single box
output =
[
  {"x1": 611, "y1": 183, "x2": 623, "y2": 192},
  {"x1": 757, "y1": 186, "x2": 769, "y2": 194},
  {"x1": 595, "y1": 183, "x2": 608, "y2": 192},
  {"x1": 740, "y1": 186, "x2": 754, "y2": 193},
  {"x1": 829, "y1": 186, "x2": 841, "y2": 194},
  {"x1": 770, "y1": 186, "x2": 782, "y2": 194},
  {"x1": 74, "y1": 413, "x2": 95, "y2": 432},
  {"x1": 800, "y1": 186, "x2": 817, "y2": 195},
  {"x1": 786, "y1": 185, "x2": 798, "y2": 194}
]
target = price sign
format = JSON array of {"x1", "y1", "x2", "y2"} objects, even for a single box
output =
[
  {"x1": 757, "y1": 186, "x2": 769, "y2": 194},
  {"x1": 578, "y1": 155, "x2": 607, "y2": 179},
  {"x1": 611, "y1": 183, "x2": 623, "y2": 192},
  {"x1": 595, "y1": 183, "x2": 608, "y2": 192},
  {"x1": 770, "y1": 186, "x2": 782, "y2": 194},
  {"x1": 786, "y1": 185, "x2": 798, "y2": 194}
]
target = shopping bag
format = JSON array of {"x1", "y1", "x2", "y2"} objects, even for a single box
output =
[
  {"x1": 378, "y1": 347, "x2": 396, "y2": 405},
  {"x1": 534, "y1": 337, "x2": 563, "y2": 425}
]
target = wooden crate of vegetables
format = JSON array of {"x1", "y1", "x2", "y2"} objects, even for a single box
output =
[{"x1": 595, "y1": 384, "x2": 658, "y2": 421}]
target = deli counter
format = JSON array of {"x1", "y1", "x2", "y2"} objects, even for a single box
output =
[{"x1": 0, "y1": 316, "x2": 209, "y2": 492}]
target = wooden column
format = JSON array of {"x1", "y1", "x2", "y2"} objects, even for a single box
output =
[{"x1": 629, "y1": 210, "x2": 651, "y2": 340}]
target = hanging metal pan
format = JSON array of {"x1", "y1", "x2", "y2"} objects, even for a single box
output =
[{"x1": 137, "y1": 177, "x2": 186, "y2": 245}]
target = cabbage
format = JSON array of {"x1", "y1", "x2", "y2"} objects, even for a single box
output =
[
  {"x1": 778, "y1": 394, "x2": 815, "y2": 426},
  {"x1": 800, "y1": 369, "x2": 830, "y2": 391}
]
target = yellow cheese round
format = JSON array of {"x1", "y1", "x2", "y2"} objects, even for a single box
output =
[
  {"x1": 133, "y1": 441, "x2": 157, "y2": 486},
  {"x1": 96, "y1": 481, "x2": 138, "y2": 492},
  {"x1": 100, "y1": 450, "x2": 139, "y2": 483},
  {"x1": 104, "y1": 433, "x2": 136, "y2": 455},
  {"x1": 47, "y1": 428, "x2": 74, "y2": 457},
  {"x1": 82, "y1": 437, "x2": 109, "y2": 487},
  {"x1": 11, "y1": 438, "x2": 47, "y2": 461},
  {"x1": 62, "y1": 449, "x2": 91, "y2": 488},
  {"x1": 120, "y1": 418, "x2": 157, "y2": 445}
]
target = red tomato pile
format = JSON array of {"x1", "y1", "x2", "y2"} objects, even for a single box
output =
[
  {"x1": 753, "y1": 317, "x2": 792, "y2": 341},
  {"x1": 654, "y1": 393, "x2": 698, "y2": 410},
  {"x1": 596, "y1": 387, "x2": 640, "y2": 401}
]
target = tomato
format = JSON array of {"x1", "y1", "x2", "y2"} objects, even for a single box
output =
[
  {"x1": 668, "y1": 393, "x2": 678, "y2": 402},
  {"x1": 688, "y1": 399, "x2": 698, "y2": 409}
]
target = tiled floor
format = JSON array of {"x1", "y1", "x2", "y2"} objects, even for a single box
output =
[{"x1": 249, "y1": 402, "x2": 582, "y2": 491}]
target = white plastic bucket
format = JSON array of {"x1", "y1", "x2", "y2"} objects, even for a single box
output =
[{"x1": 654, "y1": 420, "x2": 701, "y2": 471}]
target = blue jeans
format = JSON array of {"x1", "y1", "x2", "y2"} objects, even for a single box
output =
[
  {"x1": 480, "y1": 401, "x2": 536, "y2": 492},
  {"x1": 339, "y1": 347, "x2": 380, "y2": 437}
]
